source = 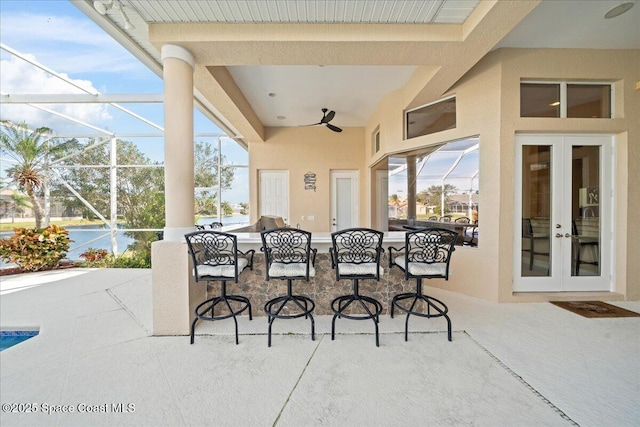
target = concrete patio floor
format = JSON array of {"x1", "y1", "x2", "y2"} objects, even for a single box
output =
[{"x1": 1, "y1": 268, "x2": 639, "y2": 426}]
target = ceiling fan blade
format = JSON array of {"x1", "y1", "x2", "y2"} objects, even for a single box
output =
[
  {"x1": 301, "y1": 121, "x2": 323, "y2": 127},
  {"x1": 326, "y1": 123, "x2": 342, "y2": 133},
  {"x1": 321, "y1": 110, "x2": 336, "y2": 123}
]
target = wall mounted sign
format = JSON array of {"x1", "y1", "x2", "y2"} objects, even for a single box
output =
[{"x1": 304, "y1": 172, "x2": 316, "y2": 191}]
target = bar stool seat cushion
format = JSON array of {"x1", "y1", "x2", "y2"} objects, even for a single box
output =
[
  {"x1": 269, "y1": 262, "x2": 316, "y2": 278},
  {"x1": 195, "y1": 257, "x2": 249, "y2": 278},
  {"x1": 337, "y1": 262, "x2": 384, "y2": 277},
  {"x1": 393, "y1": 256, "x2": 447, "y2": 276}
]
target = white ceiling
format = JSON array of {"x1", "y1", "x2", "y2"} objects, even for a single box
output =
[
  {"x1": 227, "y1": 65, "x2": 417, "y2": 127},
  {"x1": 127, "y1": 0, "x2": 480, "y2": 24},
  {"x1": 80, "y1": 0, "x2": 640, "y2": 133},
  {"x1": 495, "y1": 0, "x2": 640, "y2": 50}
]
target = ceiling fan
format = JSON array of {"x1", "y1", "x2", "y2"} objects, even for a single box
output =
[{"x1": 304, "y1": 108, "x2": 343, "y2": 133}]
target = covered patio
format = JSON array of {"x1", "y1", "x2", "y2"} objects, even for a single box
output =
[{"x1": 1, "y1": 269, "x2": 639, "y2": 426}]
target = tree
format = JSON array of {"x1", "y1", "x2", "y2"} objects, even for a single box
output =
[
  {"x1": 194, "y1": 141, "x2": 234, "y2": 216},
  {"x1": 0, "y1": 121, "x2": 74, "y2": 228},
  {"x1": 418, "y1": 184, "x2": 458, "y2": 215},
  {"x1": 50, "y1": 138, "x2": 165, "y2": 255},
  {"x1": 221, "y1": 201, "x2": 233, "y2": 216}
]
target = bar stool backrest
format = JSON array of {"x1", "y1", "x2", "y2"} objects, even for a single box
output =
[
  {"x1": 404, "y1": 228, "x2": 457, "y2": 280},
  {"x1": 261, "y1": 227, "x2": 314, "y2": 280},
  {"x1": 185, "y1": 230, "x2": 241, "y2": 283},
  {"x1": 330, "y1": 228, "x2": 384, "y2": 280}
]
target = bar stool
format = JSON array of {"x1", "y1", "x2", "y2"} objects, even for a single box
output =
[
  {"x1": 329, "y1": 228, "x2": 384, "y2": 347},
  {"x1": 261, "y1": 227, "x2": 317, "y2": 347},
  {"x1": 184, "y1": 230, "x2": 254, "y2": 345},
  {"x1": 388, "y1": 228, "x2": 457, "y2": 341}
]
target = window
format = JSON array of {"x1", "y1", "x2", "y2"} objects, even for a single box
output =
[
  {"x1": 521, "y1": 83, "x2": 560, "y2": 117},
  {"x1": 567, "y1": 84, "x2": 611, "y2": 118},
  {"x1": 386, "y1": 137, "x2": 480, "y2": 246},
  {"x1": 521, "y1": 82, "x2": 612, "y2": 118},
  {"x1": 372, "y1": 126, "x2": 380, "y2": 154},
  {"x1": 406, "y1": 97, "x2": 456, "y2": 139}
]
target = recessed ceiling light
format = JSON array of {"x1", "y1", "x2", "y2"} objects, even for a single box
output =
[
  {"x1": 604, "y1": 2, "x2": 634, "y2": 19},
  {"x1": 268, "y1": 92, "x2": 276, "y2": 97},
  {"x1": 277, "y1": 116, "x2": 286, "y2": 120}
]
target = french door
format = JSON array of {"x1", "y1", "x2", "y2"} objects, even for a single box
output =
[{"x1": 514, "y1": 135, "x2": 613, "y2": 292}]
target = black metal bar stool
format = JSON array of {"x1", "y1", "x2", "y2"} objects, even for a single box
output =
[
  {"x1": 329, "y1": 228, "x2": 384, "y2": 347},
  {"x1": 261, "y1": 227, "x2": 317, "y2": 347},
  {"x1": 185, "y1": 230, "x2": 254, "y2": 345},
  {"x1": 389, "y1": 228, "x2": 457, "y2": 341}
]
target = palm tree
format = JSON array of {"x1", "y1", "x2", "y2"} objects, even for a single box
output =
[
  {"x1": 0, "y1": 121, "x2": 67, "y2": 228},
  {"x1": 9, "y1": 190, "x2": 32, "y2": 223}
]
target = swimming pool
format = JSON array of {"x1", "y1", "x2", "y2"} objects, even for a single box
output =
[{"x1": 0, "y1": 330, "x2": 39, "y2": 351}]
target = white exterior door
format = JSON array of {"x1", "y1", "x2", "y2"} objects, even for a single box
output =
[
  {"x1": 331, "y1": 170, "x2": 359, "y2": 232},
  {"x1": 514, "y1": 134, "x2": 613, "y2": 292},
  {"x1": 259, "y1": 170, "x2": 289, "y2": 223}
]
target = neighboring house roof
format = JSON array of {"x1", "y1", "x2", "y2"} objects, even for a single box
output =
[{"x1": 449, "y1": 194, "x2": 479, "y2": 205}]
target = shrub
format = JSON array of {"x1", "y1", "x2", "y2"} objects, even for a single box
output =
[
  {"x1": 111, "y1": 250, "x2": 151, "y2": 268},
  {"x1": 77, "y1": 248, "x2": 151, "y2": 269},
  {"x1": 0, "y1": 225, "x2": 72, "y2": 272},
  {"x1": 79, "y1": 248, "x2": 111, "y2": 267}
]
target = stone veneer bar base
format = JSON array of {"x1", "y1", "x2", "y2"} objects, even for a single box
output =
[{"x1": 207, "y1": 253, "x2": 432, "y2": 316}]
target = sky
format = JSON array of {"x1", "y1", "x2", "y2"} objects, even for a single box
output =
[{"x1": 0, "y1": 0, "x2": 249, "y2": 202}]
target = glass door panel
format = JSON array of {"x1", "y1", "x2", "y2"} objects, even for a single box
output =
[
  {"x1": 521, "y1": 146, "x2": 552, "y2": 277},
  {"x1": 571, "y1": 146, "x2": 600, "y2": 277}
]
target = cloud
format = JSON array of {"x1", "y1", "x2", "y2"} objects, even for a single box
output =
[
  {"x1": 0, "y1": 10, "x2": 143, "y2": 75},
  {"x1": 0, "y1": 54, "x2": 112, "y2": 134}
]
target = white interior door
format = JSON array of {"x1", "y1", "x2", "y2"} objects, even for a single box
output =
[
  {"x1": 259, "y1": 170, "x2": 289, "y2": 223},
  {"x1": 514, "y1": 134, "x2": 612, "y2": 292},
  {"x1": 331, "y1": 170, "x2": 359, "y2": 232}
]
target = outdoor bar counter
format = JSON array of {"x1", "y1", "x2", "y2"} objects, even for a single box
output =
[{"x1": 152, "y1": 231, "x2": 429, "y2": 336}]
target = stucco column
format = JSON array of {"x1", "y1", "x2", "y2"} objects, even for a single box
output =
[
  {"x1": 151, "y1": 44, "x2": 198, "y2": 336},
  {"x1": 161, "y1": 44, "x2": 195, "y2": 241}
]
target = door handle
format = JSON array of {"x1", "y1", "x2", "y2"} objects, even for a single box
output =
[{"x1": 556, "y1": 233, "x2": 572, "y2": 238}]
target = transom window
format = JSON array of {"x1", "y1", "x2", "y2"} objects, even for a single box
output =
[
  {"x1": 521, "y1": 82, "x2": 612, "y2": 118},
  {"x1": 405, "y1": 97, "x2": 456, "y2": 139}
]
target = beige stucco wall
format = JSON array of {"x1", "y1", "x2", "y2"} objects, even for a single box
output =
[
  {"x1": 365, "y1": 47, "x2": 639, "y2": 302},
  {"x1": 245, "y1": 48, "x2": 639, "y2": 302},
  {"x1": 249, "y1": 126, "x2": 366, "y2": 232},
  {"x1": 495, "y1": 48, "x2": 640, "y2": 301},
  {"x1": 365, "y1": 51, "x2": 503, "y2": 302}
]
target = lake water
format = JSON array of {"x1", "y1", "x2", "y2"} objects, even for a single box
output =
[{"x1": 0, "y1": 215, "x2": 250, "y2": 264}]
